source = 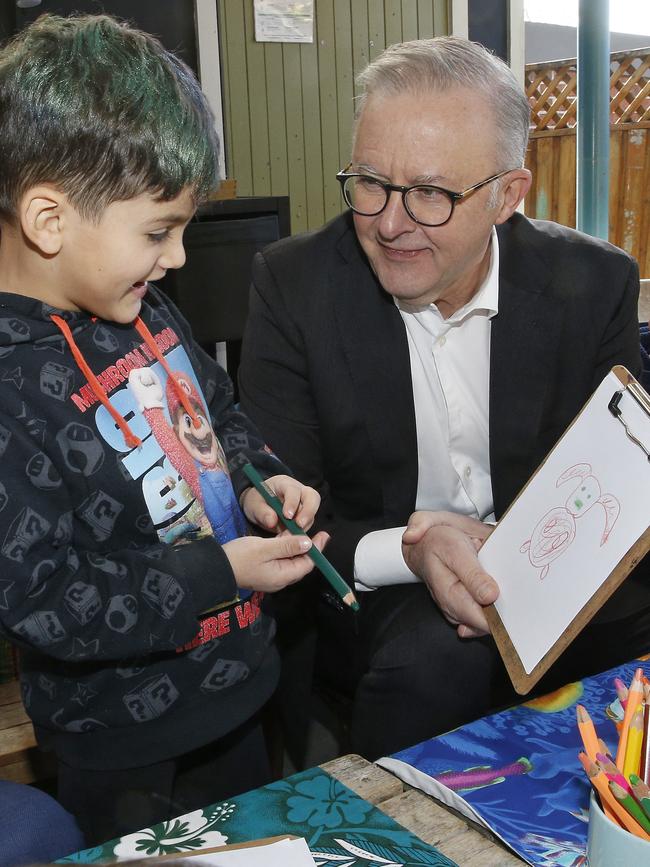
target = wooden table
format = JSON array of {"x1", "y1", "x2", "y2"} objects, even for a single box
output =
[{"x1": 323, "y1": 753, "x2": 524, "y2": 866}]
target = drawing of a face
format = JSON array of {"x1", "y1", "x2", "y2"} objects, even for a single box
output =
[{"x1": 174, "y1": 406, "x2": 220, "y2": 468}]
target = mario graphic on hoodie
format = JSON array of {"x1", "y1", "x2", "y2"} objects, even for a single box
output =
[{"x1": 128, "y1": 365, "x2": 248, "y2": 547}]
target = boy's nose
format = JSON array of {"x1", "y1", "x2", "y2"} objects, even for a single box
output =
[{"x1": 160, "y1": 239, "x2": 186, "y2": 270}]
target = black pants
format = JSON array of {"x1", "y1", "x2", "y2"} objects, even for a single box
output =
[
  {"x1": 57, "y1": 714, "x2": 271, "y2": 848},
  {"x1": 315, "y1": 583, "x2": 650, "y2": 761}
]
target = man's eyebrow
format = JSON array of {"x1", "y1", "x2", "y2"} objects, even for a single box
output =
[{"x1": 352, "y1": 164, "x2": 451, "y2": 186}]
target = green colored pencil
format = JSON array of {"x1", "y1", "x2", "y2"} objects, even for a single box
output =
[
  {"x1": 609, "y1": 779, "x2": 650, "y2": 833},
  {"x1": 629, "y1": 773, "x2": 650, "y2": 821},
  {"x1": 242, "y1": 463, "x2": 359, "y2": 612}
]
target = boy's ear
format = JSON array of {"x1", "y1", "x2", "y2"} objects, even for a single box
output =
[{"x1": 19, "y1": 185, "x2": 69, "y2": 255}]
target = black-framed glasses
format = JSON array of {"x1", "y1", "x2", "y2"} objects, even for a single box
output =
[{"x1": 336, "y1": 164, "x2": 514, "y2": 227}]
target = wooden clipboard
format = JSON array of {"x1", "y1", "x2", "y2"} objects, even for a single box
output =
[{"x1": 484, "y1": 365, "x2": 650, "y2": 695}]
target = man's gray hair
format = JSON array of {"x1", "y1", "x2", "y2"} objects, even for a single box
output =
[{"x1": 354, "y1": 37, "x2": 531, "y2": 170}]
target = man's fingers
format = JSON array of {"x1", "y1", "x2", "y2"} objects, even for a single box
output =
[
  {"x1": 457, "y1": 623, "x2": 489, "y2": 639},
  {"x1": 403, "y1": 511, "x2": 493, "y2": 545},
  {"x1": 436, "y1": 531, "x2": 499, "y2": 606}
]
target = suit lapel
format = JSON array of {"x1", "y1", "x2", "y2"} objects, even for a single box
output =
[
  {"x1": 332, "y1": 226, "x2": 419, "y2": 525},
  {"x1": 490, "y1": 217, "x2": 565, "y2": 514}
]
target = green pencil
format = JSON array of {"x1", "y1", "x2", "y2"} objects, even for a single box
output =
[
  {"x1": 609, "y1": 779, "x2": 650, "y2": 833},
  {"x1": 242, "y1": 463, "x2": 359, "y2": 612},
  {"x1": 629, "y1": 773, "x2": 650, "y2": 821}
]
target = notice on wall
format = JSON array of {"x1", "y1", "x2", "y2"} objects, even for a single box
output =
[{"x1": 254, "y1": 0, "x2": 314, "y2": 43}]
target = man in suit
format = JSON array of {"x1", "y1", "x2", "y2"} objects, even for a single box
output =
[{"x1": 239, "y1": 37, "x2": 650, "y2": 761}]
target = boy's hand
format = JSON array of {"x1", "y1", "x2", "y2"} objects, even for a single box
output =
[
  {"x1": 223, "y1": 532, "x2": 329, "y2": 592},
  {"x1": 240, "y1": 474, "x2": 321, "y2": 532}
]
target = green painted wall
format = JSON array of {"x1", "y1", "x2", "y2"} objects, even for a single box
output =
[{"x1": 217, "y1": 1, "x2": 449, "y2": 233}]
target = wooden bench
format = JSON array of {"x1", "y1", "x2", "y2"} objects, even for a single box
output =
[{"x1": 0, "y1": 679, "x2": 55, "y2": 784}]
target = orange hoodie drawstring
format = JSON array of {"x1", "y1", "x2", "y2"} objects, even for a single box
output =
[
  {"x1": 133, "y1": 317, "x2": 202, "y2": 431},
  {"x1": 51, "y1": 313, "x2": 202, "y2": 452},
  {"x1": 51, "y1": 314, "x2": 142, "y2": 449}
]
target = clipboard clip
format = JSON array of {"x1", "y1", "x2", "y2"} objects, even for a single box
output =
[{"x1": 608, "y1": 385, "x2": 650, "y2": 462}]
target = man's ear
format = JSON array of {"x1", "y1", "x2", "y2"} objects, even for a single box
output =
[
  {"x1": 19, "y1": 185, "x2": 69, "y2": 255},
  {"x1": 494, "y1": 168, "x2": 533, "y2": 225}
]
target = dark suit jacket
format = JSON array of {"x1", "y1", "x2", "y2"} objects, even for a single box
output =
[{"x1": 240, "y1": 211, "x2": 647, "y2": 617}]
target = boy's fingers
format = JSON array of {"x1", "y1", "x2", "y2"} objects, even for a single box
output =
[
  {"x1": 267, "y1": 533, "x2": 312, "y2": 560},
  {"x1": 310, "y1": 531, "x2": 330, "y2": 551},
  {"x1": 295, "y1": 488, "x2": 321, "y2": 528}
]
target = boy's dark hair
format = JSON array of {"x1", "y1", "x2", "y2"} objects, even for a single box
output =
[{"x1": 0, "y1": 14, "x2": 220, "y2": 222}]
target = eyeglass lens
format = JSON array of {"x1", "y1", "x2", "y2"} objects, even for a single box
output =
[{"x1": 343, "y1": 175, "x2": 453, "y2": 226}]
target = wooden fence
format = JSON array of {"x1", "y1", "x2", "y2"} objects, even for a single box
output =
[{"x1": 524, "y1": 48, "x2": 650, "y2": 277}]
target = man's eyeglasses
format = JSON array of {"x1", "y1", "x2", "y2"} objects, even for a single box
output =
[{"x1": 336, "y1": 165, "x2": 514, "y2": 227}]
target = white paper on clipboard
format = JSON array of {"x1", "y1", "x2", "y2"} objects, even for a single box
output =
[{"x1": 479, "y1": 368, "x2": 650, "y2": 676}]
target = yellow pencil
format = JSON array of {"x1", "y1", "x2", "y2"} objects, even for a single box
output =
[
  {"x1": 623, "y1": 706, "x2": 645, "y2": 779},
  {"x1": 616, "y1": 668, "x2": 644, "y2": 768}
]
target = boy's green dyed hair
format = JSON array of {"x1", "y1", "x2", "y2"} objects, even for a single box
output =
[{"x1": 0, "y1": 13, "x2": 220, "y2": 221}]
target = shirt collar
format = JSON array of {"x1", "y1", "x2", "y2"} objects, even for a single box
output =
[{"x1": 447, "y1": 227, "x2": 499, "y2": 323}]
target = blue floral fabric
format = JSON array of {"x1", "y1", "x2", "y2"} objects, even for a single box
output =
[
  {"x1": 384, "y1": 659, "x2": 650, "y2": 867},
  {"x1": 58, "y1": 766, "x2": 457, "y2": 865}
]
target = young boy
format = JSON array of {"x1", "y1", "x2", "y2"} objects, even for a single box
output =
[{"x1": 0, "y1": 13, "x2": 328, "y2": 846}]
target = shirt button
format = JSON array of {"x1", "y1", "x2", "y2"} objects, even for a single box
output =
[
  {"x1": 439, "y1": 336, "x2": 446, "y2": 347},
  {"x1": 464, "y1": 466, "x2": 472, "y2": 478}
]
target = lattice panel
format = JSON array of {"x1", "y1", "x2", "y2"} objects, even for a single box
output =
[
  {"x1": 526, "y1": 48, "x2": 650, "y2": 131},
  {"x1": 610, "y1": 53, "x2": 650, "y2": 124}
]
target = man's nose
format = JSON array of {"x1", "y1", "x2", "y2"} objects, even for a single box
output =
[{"x1": 376, "y1": 190, "x2": 416, "y2": 238}]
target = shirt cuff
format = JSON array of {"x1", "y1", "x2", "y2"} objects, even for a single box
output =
[{"x1": 353, "y1": 526, "x2": 421, "y2": 591}]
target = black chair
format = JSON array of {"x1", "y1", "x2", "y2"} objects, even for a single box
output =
[{"x1": 159, "y1": 196, "x2": 290, "y2": 392}]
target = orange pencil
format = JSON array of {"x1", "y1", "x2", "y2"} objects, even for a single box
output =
[
  {"x1": 623, "y1": 706, "x2": 645, "y2": 779},
  {"x1": 616, "y1": 667, "x2": 644, "y2": 768},
  {"x1": 576, "y1": 704, "x2": 599, "y2": 761},
  {"x1": 579, "y1": 752, "x2": 650, "y2": 837}
]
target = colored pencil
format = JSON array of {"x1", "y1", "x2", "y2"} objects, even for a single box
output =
[
  {"x1": 596, "y1": 752, "x2": 630, "y2": 792},
  {"x1": 641, "y1": 701, "x2": 650, "y2": 785},
  {"x1": 609, "y1": 779, "x2": 650, "y2": 834},
  {"x1": 576, "y1": 704, "x2": 599, "y2": 761},
  {"x1": 614, "y1": 676, "x2": 629, "y2": 708},
  {"x1": 579, "y1": 753, "x2": 649, "y2": 836},
  {"x1": 242, "y1": 463, "x2": 359, "y2": 611},
  {"x1": 623, "y1": 706, "x2": 645, "y2": 779},
  {"x1": 616, "y1": 667, "x2": 644, "y2": 768},
  {"x1": 597, "y1": 737, "x2": 613, "y2": 759},
  {"x1": 578, "y1": 752, "x2": 619, "y2": 824},
  {"x1": 629, "y1": 773, "x2": 650, "y2": 821}
]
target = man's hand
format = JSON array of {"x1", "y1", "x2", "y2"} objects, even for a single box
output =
[
  {"x1": 223, "y1": 531, "x2": 329, "y2": 593},
  {"x1": 239, "y1": 474, "x2": 321, "y2": 533},
  {"x1": 401, "y1": 511, "x2": 498, "y2": 638}
]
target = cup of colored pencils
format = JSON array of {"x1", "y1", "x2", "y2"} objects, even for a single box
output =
[{"x1": 577, "y1": 666, "x2": 650, "y2": 865}]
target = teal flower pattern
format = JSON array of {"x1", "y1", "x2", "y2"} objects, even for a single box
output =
[
  {"x1": 286, "y1": 776, "x2": 373, "y2": 828},
  {"x1": 58, "y1": 767, "x2": 456, "y2": 866}
]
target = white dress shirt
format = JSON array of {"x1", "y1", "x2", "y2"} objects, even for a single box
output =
[{"x1": 354, "y1": 229, "x2": 500, "y2": 590}]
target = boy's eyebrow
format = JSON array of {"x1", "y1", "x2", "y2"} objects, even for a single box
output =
[{"x1": 147, "y1": 211, "x2": 194, "y2": 225}]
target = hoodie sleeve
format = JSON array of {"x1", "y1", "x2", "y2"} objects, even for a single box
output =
[{"x1": 0, "y1": 416, "x2": 237, "y2": 662}]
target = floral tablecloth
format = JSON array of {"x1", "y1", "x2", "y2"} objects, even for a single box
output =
[{"x1": 59, "y1": 766, "x2": 456, "y2": 866}]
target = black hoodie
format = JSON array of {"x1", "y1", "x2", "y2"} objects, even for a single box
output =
[{"x1": 0, "y1": 285, "x2": 283, "y2": 770}]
